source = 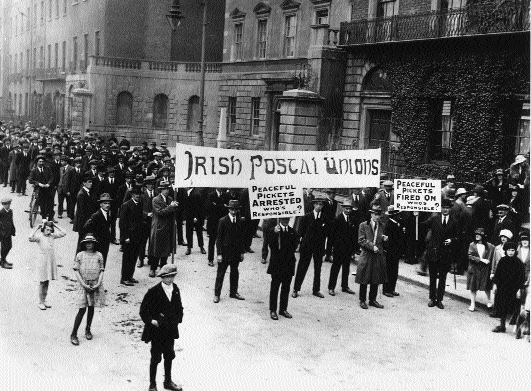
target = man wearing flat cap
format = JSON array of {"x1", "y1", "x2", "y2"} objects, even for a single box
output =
[
  {"x1": 0, "y1": 197, "x2": 15, "y2": 269},
  {"x1": 140, "y1": 264, "x2": 184, "y2": 391},
  {"x1": 84, "y1": 193, "x2": 114, "y2": 268},
  {"x1": 376, "y1": 180, "x2": 394, "y2": 214}
]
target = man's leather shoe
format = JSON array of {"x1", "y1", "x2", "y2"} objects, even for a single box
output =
[
  {"x1": 436, "y1": 301, "x2": 445, "y2": 309},
  {"x1": 208, "y1": 261, "x2": 214, "y2": 267},
  {"x1": 163, "y1": 380, "x2": 182, "y2": 391},
  {"x1": 254, "y1": 233, "x2": 261, "y2": 238},
  {"x1": 270, "y1": 311, "x2": 278, "y2": 320},
  {"x1": 5, "y1": 261, "x2": 13, "y2": 266},
  {"x1": 121, "y1": 280, "x2": 134, "y2": 286},
  {"x1": 213, "y1": 296, "x2": 220, "y2": 303},
  {"x1": 261, "y1": 259, "x2": 267, "y2": 264},
  {"x1": 70, "y1": 335, "x2": 79, "y2": 346},
  {"x1": 185, "y1": 248, "x2": 191, "y2": 255},
  {"x1": 492, "y1": 325, "x2": 506, "y2": 333},
  {"x1": 178, "y1": 242, "x2": 187, "y2": 247},
  {"x1": 392, "y1": 292, "x2": 400, "y2": 296},
  {"x1": 489, "y1": 312, "x2": 500, "y2": 318},
  {"x1": 1, "y1": 261, "x2": 13, "y2": 269},
  {"x1": 328, "y1": 289, "x2": 335, "y2": 296},
  {"x1": 428, "y1": 300, "x2": 435, "y2": 307},
  {"x1": 342, "y1": 288, "x2": 355, "y2": 295},
  {"x1": 383, "y1": 292, "x2": 394, "y2": 298},
  {"x1": 246, "y1": 247, "x2": 254, "y2": 253},
  {"x1": 148, "y1": 383, "x2": 158, "y2": 391},
  {"x1": 112, "y1": 239, "x2": 120, "y2": 245},
  {"x1": 230, "y1": 293, "x2": 245, "y2": 300},
  {"x1": 279, "y1": 310, "x2": 292, "y2": 319},
  {"x1": 149, "y1": 270, "x2": 156, "y2": 278},
  {"x1": 58, "y1": 214, "x2": 62, "y2": 218},
  {"x1": 360, "y1": 301, "x2": 368, "y2": 309},
  {"x1": 200, "y1": 247, "x2": 206, "y2": 254},
  {"x1": 369, "y1": 300, "x2": 384, "y2": 309},
  {"x1": 129, "y1": 278, "x2": 139, "y2": 283},
  {"x1": 85, "y1": 329, "x2": 93, "y2": 340},
  {"x1": 292, "y1": 290, "x2": 299, "y2": 298},
  {"x1": 137, "y1": 260, "x2": 144, "y2": 268},
  {"x1": 313, "y1": 292, "x2": 324, "y2": 298}
]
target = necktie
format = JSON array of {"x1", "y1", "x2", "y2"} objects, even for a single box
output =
[
  {"x1": 347, "y1": 215, "x2": 350, "y2": 225},
  {"x1": 374, "y1": 222, "x2": 378, "y2": 239},
  {"x1": 443, "y1": 217, "x2": 447, "y2": 227},
  {"x1": 107, "y1": 211, "x2": 110, "y2": 222},
  {"x1": 316, "y1": 213, "x2": 320, "y2": 220},
  {"x1": 39, "y1": 168, "x2": 42, "y2": 174}
]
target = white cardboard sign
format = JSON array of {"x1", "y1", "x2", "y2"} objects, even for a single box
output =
[
  {"x1": 248, "y1": 185, "x2": 304, "y2": 219},
  {"x1": 394, "y1": 179, "x2": 442, "y2": 212}
]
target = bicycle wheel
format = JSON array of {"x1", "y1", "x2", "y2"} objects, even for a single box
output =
[{"x1": 29, "y1": 192, "x2": 39, "y2": 228}]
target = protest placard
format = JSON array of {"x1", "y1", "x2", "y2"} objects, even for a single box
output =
[
  {"x1": 248, "y1": 185, "x2": 304, "y2": 219},
  {"x1": 394, "y1": 179, "x2": 442, "y2": 212},
  {"x1": 174, "y1": 143, "x2": 381, "y2": 188}
]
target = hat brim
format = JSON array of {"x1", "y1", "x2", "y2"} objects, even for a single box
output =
[
  {"x1": 80, "y1": 238, "x2": 99, "y2": 245},
  {"x1": 157, "y1": 271, "x2": 178, "y2": 277},
  {"x1": 98, "y1": 198, "x2": 114, "y2": 203},
  {"x1": 225, "y1": 204, "x2": 241, "y2": 208}
]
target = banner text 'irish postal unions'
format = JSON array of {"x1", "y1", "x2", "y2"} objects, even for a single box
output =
[
  {"x1": 394, "y1": 179, "x2": 442, "y2": 212},
  {"x1": 248, "y1": 185, "x2": 304, "y2": 219},
  {"x1": 174, "y1": 143, "x2": 381, "y2": 188}
]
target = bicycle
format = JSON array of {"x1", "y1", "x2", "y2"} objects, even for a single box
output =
[{"x1": 27, "y1": 186, "x2": 40, "y2": 228}]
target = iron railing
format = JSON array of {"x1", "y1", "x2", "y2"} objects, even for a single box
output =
[
  {"x1": 340, "y1": 2, "x2": 530, "y2": 46},
  {"x1": 90, "y1": 56, "x2": 222, "y2": 73}
]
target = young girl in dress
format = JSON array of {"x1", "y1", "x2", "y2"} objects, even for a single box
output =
[
  {"x1": 29, "y1": 220, "x2": 66, "y2": 310},
  {"x1": 70, "y1": 233, "x2": 105, "y2": 346}
]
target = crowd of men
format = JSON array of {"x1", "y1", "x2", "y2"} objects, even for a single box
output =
[{"x1": 0, "y1": 120, "x2": 529, "y2": 317}]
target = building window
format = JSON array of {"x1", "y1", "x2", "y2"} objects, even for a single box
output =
[
  {"x1": 26, "y1": 50, "x2": 30, "y2": 69},
  {"x1": 15, "y1": 15, "x2": 18, "y2": 36},
  {"x1": 83, "y1": 33, "x2": 89, "y2": 69},
  {"x1": 234, "y1": 23, "x2": 243, "y2": 60},
  {"x1": 315, "y1": 9, "x2": 329, "y2": 25},
  {"x1": 41, "y1": 2, "x2": 44, "y2": 25},
  {"x1": 250, "y1": 98, "x2": 260, "y2": 136},
  {"x1": 116, "y1": 92, "x2": 133, "y2": 125},
  {"x1": 39, "y1": 46, "x2": 44, "y2": 69},
  {"x1": 27, "y1": 7, "x2": 30, "y2": 30},
  {"x1": 153, "y1": 94, "x2": 169, "y2": 128},
  {"x1": 47, "y1": 44, "x2": 51, "y2": 68},
  {"x1": 505, "y1": 103, "x2": 530, "y2": 160},
  {"x1": 48, "y1": 0, "x2": 52, "y2": 20},
  {"x1": 376, "y1": 0, "x2": 397, "y2": 18},
  {"x1": 227, "y1": 97, "x2": 237, "y2": 134},
  {"x1": 14, "y1": 54, "x2": 18, "y2": 73},
  {"x1": 63, "y1": 0, "x2": 67, "y2": 16},
  {"x1": 95, "y1": 31, "x2": 100, "y2": 56},
  {"x1": 33, "y1": 48, "x2": 37, "y2": 69},
  {"x1": 54, "y1": 43, "x2": 58, "y2": 68},
  {"x1": 284, "y1": 14, "x2": 297, "y2": 57},
  {"x1": 33, "y1": 4, "x2": 37, "y2": 27},
  {"x1": 257, "y1": 19, "x2": 267, "y2": 59},
  {"x1": 62, "y1": 41, "x2": 66, "y2": 71},
  {"x1": 186, "y1": 96, "x2": 200, "y2": 131},
  {"x1": 20, "y1": 52, "x2": 23, "y2": 72},
  {"x1": 72, "y1": 36, "x2": 78, "y2": 70},
  {"x1": 429, "y1": 100, "x2": 453, "y2": 162},
  {"x1": 55, "y1": 0, "x2": 59, "y2": 17}
]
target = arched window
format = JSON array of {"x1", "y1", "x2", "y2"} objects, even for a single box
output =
[
  {"x1": 152, "y1": 94, "x2": 169, "y2": 128},
  {"x1": 186, "y1": 95, "x2": 200, "y2": 132},
  {"x1": 362, "y1": 67, "x2": 391, "y2": 92},
  {"x1": 116, "y1": 91, "x2": 133, "y2": 125}
]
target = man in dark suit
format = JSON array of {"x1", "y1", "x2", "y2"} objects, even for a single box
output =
[
  {"x1": 214, "y1": 199, "x2": 246, "y2": 303},
  {"x1": 267, "y1": 217, "x2": 299, "y2": 320},
  {"x1": 0, "y1": 140, "x2": 11, "y2": 186},
  {"x1": 326, "y1": 199, "x2": 357, "y2": 296},
  {"x1": 80, "y1": 146, "x2": 97, "y2": 173},
  {"x1": 84, "y1": 193, "x2": 114, "y2": 268},
  {"x1": 29, "y1": 155, "x2": 55, "y2": 221},
  {"x1": 64, "y1": 157, "x2": 84, "y2": 223},
  {"x1": 422, "y1": 198, "x2": 459, "y2": 309},
  {"x1": 322, "y1": 188, "x2": 338, "y2": 222},
  {"x1": 73, "y1": 174, "x2": 97, "y2": 245},
  {"x1": 382, "y1": 206, "x2": 405, "y2": 297},
  {"x1": 206, "y1": 188, "x2": 226, "y2": 267},
  {"x1": 0, "y1": 197, "x2": 15, "y2": 269},
  {"x1": 490, "y1": 204, "x2": 517, "y2": 245},
  {"x1": 120, "y1": 187, "x2": 144, "y2": 285},
  {"x1": 15, "y1": 145, "x2": 31, "y2": 195},
  {"x1": 138, "y1": 176, "x2": 157, "y2": 268},
  {"x1": 140, "y1": 264, "x2": 184, "y2": 391},
  {"x1": 293, "y1": 198, "x2": 329, "y2": 298},
  {"x1": 352, "y1": 187, "x2": 371, "y2": 222},
  {"x1": 99, "y1": 167, "x2": 120, "y2": 244},
  {"x1": 182, "y1": 187, "x2": 205, "y2": 255}
]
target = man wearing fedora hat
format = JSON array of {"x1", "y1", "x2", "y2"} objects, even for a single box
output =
[
  {"x1": 29, "y1": 154, "x2": 55, "y2": 221},
  {"x1": 148, "y1": 180, "x2": 180, "y2": 278},
  {"x1": 491, "y1": 204, "x2": 517, "y2": 245},
  {"x1": 120, "y1": 186, "x2": 145, "y2": 285},
  {"x1": 214, "y1": 199, "x2": 246, "y2": 303},
  {"x1": 326, "y1": 199, "x2": 357, "y2": 297},
  {"x1": 0, "y1": 197, "x2": 15, "y2": 269},
  {"x1": 293, "y1": 197, "x2": 330, "y2": 299},
  {"x1": 138, "y1": 175, "x2": 157, "y2": 268},
  {"x1": 84, "y1": 193, "x2": 114, "y2": 268},
  {"x1": 356, "y1": 202, "x2": 387, "y2": 309},
  {"x1": 140, "y1": 264, "x2": 184, "y2": 391}
]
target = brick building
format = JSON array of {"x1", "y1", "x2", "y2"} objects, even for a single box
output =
[{"x1": 0, "y1": 0, "x2": 225, "y2": 145}]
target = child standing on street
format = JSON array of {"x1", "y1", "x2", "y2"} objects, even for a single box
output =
[
  {"x1": 70, "y1": 233, "x2": 105, "y2": 346},
  {"x1": 29, "y1": 220, "x2": 66, "y2": 310}
]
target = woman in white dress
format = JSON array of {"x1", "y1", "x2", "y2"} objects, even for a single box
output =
[{"x1": 29, "y1": 220, "x2": 66, "y2": 310}]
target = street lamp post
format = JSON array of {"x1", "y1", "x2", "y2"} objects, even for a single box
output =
[{"x1": 166, "y1": 0, "x2": 207, "y2": 147}]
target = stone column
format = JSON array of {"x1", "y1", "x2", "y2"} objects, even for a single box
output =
[
  {"x1": 217, "y1": 107, "x2": 228, "y2": 148},
  {"x1": 278, "y1": 89, "x2": 323, "y2": 151}
]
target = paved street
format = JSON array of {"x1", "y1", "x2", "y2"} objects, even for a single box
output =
[{"x1": 0, "y1": 187, "x2": 530, "y2": 391}]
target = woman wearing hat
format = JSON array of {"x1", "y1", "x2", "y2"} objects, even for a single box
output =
[
  {"x1": 70, "y1": 233, "x2": 106, "y2": 345},
  {"x1": 491, "y1": 242, "x2": 526, "y2": 333},
  {"x1": 508, "y1": 183, "x2": 528, "y2": 231},
  {"x1": 467, "y1": 228, "x2": 495, "y2": 311},
  {"x1": 140, "y1": 264, "x2": 183, "y2": 391},
  {"x1": 29, "y1": 220, "x2": 66, "y2": 310}
]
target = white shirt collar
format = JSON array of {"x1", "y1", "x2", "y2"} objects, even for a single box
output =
[
  {"x1": 161, "y1": 194, "x2": 167, "y2": 203},
  {"x1": 161, "y1": 282, "x2": 173, "y2": 301},
  {"x1": 313, "y1": 210, "x2": 320, "y2": 219}
]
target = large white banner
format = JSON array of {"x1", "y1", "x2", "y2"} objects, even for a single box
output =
[
  {"x1": 394, "y1": 179, "x2": 442, "y2": 212},
  {"x1": 248, "y1": 185, "x2": 304, "y2": 219},
  {"x1": 174, "y1": 143, "x2": 381, "y2": 188}
]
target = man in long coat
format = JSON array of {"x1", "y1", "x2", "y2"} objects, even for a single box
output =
[
  {"x1": 148, "y1": 180, "x2": 179, "y2": 278},
  {"x1": 83, "y1": 193, "x2": 114, "y2": 268},
  {"x1": 73, "y1": 174, "x2": 97, "y2": 247},
  {"x1": 120, "y1": 186, "x2": 144, "y2": 285},
  {"x1": 28, "y1": 155, "x2": 55, "y2": 220},
  {"x1": 15, "y1": 145, "x2": 31, "y2": 195},
  {"x1": 356, "y1": 203, "x2": 387, "y2": 309},
  {"x1": 267, "y1": 217, "x2": 299, "y2": 320},
  {"x1": 0, "y1": 197, "x2": 15, "y2": 269}
]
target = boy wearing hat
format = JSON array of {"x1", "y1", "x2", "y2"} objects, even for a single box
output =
[
  {"x1": 0, "y1": 197, "x2": 15, "y2": 269},
  {"x1": 84, "y1": 193, "x2": 114, "y2": 268},
  {"x1": 422, "y1": 198, "x2": 459, "y2": 309},
  {"x1": 140, "y1": 264, "x2": 184, "y2": 391},
  {"x1": 214, "y1": 200, "x2": 246, "y2": 303}
]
